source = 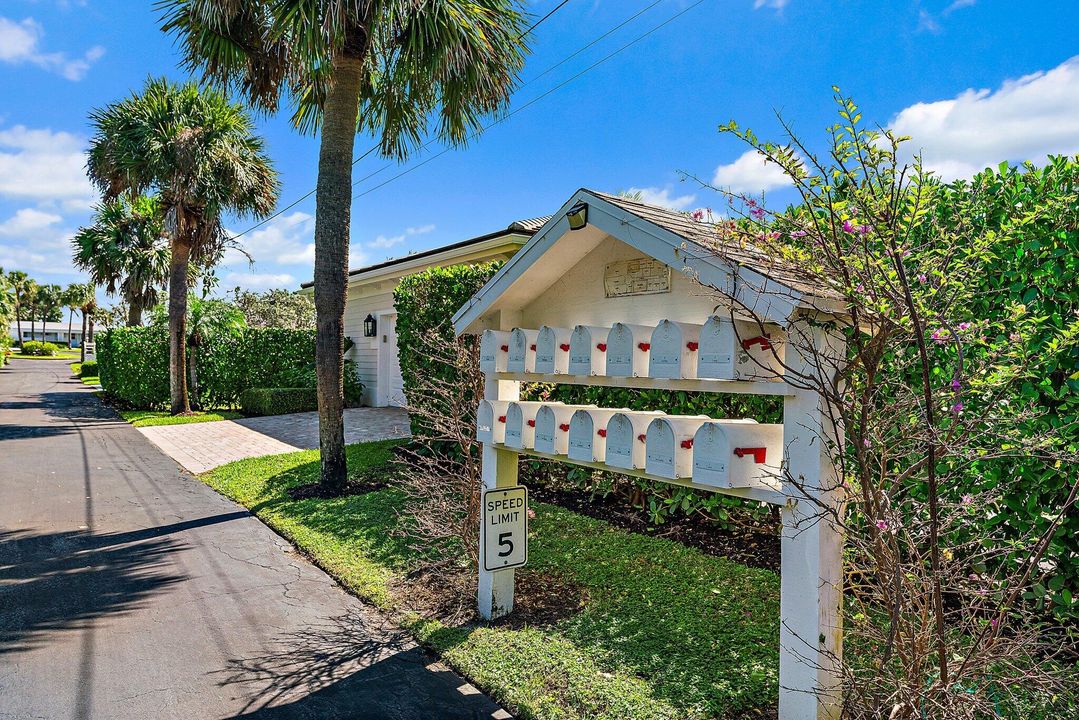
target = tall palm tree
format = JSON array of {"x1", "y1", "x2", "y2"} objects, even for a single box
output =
[
  {"x1": 35, "y1": 284, "x2": 63, "y2": 343},
  {"x1": 7, "y1": 271, "x2": 33, "y2": 345},
  {"x1": 87, "y1": 78, "x2": 279, "y2": 414},
  {"x1": 160, "y1": 0, "x2": 529, "y2": 489},
  {"x1": 72, "y1": 195, "x2": 171, "y2": 327},
  {"x1": 62, "y1": 285, "x2": 82, "y2": 348},
  {"x1": 71, "y1": 284, "x2": 97, "y2": 362}
]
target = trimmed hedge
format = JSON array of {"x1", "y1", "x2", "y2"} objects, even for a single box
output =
[
  {"x1": 239, "y1": 387, "x2": 317, "y2": 416},
  {"x1": 79, "y1": 360, "x2": 98, "y2": 378},
  {"x1": 97, "y1": 327, "x2": 361, "y2": 410},
  {"x1": 21, "y1": 340, "x2": 60, "y2": 356}
]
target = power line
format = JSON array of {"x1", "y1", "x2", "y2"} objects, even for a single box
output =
[
  {"x1": 520, "y1": 0, "x2": 572, "y2": 40},
  {"x1": 352, "y1": 0, "x2": 706, "y2": 201}
]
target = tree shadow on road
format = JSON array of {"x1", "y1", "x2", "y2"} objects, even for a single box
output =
[{"x1": 215, "y1": 613, "x2": 502, "y2": 720}]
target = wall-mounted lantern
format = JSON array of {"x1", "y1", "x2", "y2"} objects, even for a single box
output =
[
  {"x1": 566, "y1": 201, "x2": 588, "y2": 231},
  {"x1": 363, "y1": 313, "x2": 377, "y2": 338}
]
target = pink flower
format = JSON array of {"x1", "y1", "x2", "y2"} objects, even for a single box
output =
[
  {"x1": 990, "y1": 618, "x2": 998, "y2": 629},
  {"x1": 917, "y1": 273, "x2": 927, "y2": 284},
  {"x1": 691, "y1": 209, "x2": 704, "y2": 221},
  {"x1": 951, "y1": 377, "x2": 961, "y2": 390},
  {"x1": 1009, "y1": 332, "x2": 1021, "y2": 342},
  {"x1": 858, "y1": 224, "x2": 872, "y2": 235},
  {"x1": 842, "y1": 219, "x2": 855, "y2": 233},
  {"x1": 855, "y1": 283, "x2": 865, "y2": 293},
  {"x1": 961, "y1": 494, "x2": 973, "y2": 506},
  {"x1": 951, "y1": 401, "x2": 963, "y2": 414},
  {"x1": 876, "y1": 519, "x2": 888, "y2": 531},
  {"x1": 790, "y1": 230, "x2": 808, "y2": 238},
  {"x1": 959, "y1": 322, "x2": 971, "y2": 331},
  {"x1": 863, "y1": 438, "x2": 871, "y2": 448},
  {"x1": 750, "y1": 207, "x2": 765, "y2": 220},
  {"x1": 527, "y1": 508, "x2": 536, "y2": 519}
]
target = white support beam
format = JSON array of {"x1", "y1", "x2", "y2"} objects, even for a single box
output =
[{"x1": 779, "y1": 321, "x2": 845, "y2": 720}]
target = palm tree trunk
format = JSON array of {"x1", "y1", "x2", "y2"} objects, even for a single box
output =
[
  {"x1": 188, "y1": 343, "x2": 199, "y2": 410},
  {"x1": 168, "y1": 234, "x2": 193, "y2": 414},
  {"x1": 313, "y1": 37, "x2": 368, "y2": 491},
  {"x1": 127, "y1": 300, "x2": 142, "y2": 327},
  {"x1": 80, "y1": 312, "x2": 87, "y2": 362},
  {"x1": 68, "y1": 308, "x2": 75, "y2": 348},
  {"x1": 14, "y1": 298, "x2": 22, "y2": 347}
]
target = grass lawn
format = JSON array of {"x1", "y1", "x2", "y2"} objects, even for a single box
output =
[
  {"x1": 203, "y1": 441, "x2": 781, "y2": 720},
  {"x1": 15, "y1": 350, "x2": 81, "y2": 360},
  {"x1": 69, "y1": 362, "x2": 99, "y2": 386},
  {"x1": 119, "y1": 409, "x2": 243, "y2": 427}
]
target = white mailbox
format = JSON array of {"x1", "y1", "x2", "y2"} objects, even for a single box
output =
[
  {"x1": 567, "y1": 407, "x2": 625, "y2": 463},
  {"x1": 479, "y1": 329, "x2": 511, "y2": 374},
  {"x1": 605, "y1": 410, "x2": 667, "y2": 471},
  {"x1": 476, "y1": 400, "x2": 511, "y2": 444},
  {"x1": 534, "y1": 403, "x2": 596, "y2": 455},
  {"x1": 693, "y1": 420, "x2": 784, "y2": 489},
  {"x1": 645, "y1": 415, "x2": 710, "y2": 479},
  {"x1": 534, "y1": 326, "x2": 573, "y2": 375},
  {"x1": 605, "y1": 323, "x2": 654, "y2": 378},
  {"x1": 734, "y1": 322, "x2": 785, "y2": 380},
  {"x1": 648, "y1": 320, "x2": 703, "y2": 379},
  {"x1": 507, "y1": 328, "x2": 540, "y2": 373},
  {"x1": 504, "y1": 401, "x2": 550, "y2": 449},
  {"x1": 697, "y1": 317, "x2": 737, "y2": 380},
  {"x1": 567, "y1": 325, "x2": 611, "y2": 376}
]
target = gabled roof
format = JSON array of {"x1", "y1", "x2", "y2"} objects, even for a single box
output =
[
  {"x1": 299, "y1": 216, "x2": 546, "y2": 289},
  {"x1": 453, "y1": 188, "x2": 842, "y2": 334}
]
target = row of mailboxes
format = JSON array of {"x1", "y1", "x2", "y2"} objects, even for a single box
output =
[
  {"x1": 476, "y1": 400, "x2": 784, "y2": 490},
  {"x1": 479, "y1": 318, "x2": 783, "y2": 381}
]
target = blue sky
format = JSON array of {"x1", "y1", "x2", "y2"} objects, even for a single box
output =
[{"x1": 1, "y1": 0, "x2": 1077, "y2": 303}]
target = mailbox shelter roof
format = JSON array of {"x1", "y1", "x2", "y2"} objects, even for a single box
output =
[{"x1": 453, "y1": 188, "x2": 842, "y2": 334}]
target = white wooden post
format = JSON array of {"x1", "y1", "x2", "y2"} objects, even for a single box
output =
[
  {"x1": 478, "y1": 311, "x2": 521, "y2": 621},
  {"x1": 780, "y1": 321, "x2": 845, "y2": 720}
]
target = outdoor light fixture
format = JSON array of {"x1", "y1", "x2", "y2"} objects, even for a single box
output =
[
  {"x1": 566, "y1": 202, "x2": 588, "y2": 230},
  {"x1": 363, "y1": 314, "x2": 377, "y2": 338}
]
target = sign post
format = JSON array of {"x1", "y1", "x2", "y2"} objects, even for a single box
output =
[{"x1": 481, "y1": 486, "x2": 529, "y2": 572}]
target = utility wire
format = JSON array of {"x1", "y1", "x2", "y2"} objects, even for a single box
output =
[
  {"x1": 520, "y1": 0, "x2": 572, "y2": 40},
  {"x1": 352, "y1": 0, "x2": 706, "y2": 201}
]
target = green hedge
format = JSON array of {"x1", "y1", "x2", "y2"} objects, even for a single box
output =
[
  {"x1": 79, "y1": 360, "x2": 98, "y2": 378},
  {"x1": 97, "y1": 328, "x2": 170, "y2": 407},
  {"x1": 239, "y1": 387, "x2": 318, "y2": 416},
  {"x1": 97, "y1": 327, "x2": 361, "y2": 410},
  {"x1": 20, "y1": 340, "x2": 60, "y2": 356}
]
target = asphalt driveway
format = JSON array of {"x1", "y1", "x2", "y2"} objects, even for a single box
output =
[{"x1": 0, "y1": 359, "x2": 504, "y2": 720}]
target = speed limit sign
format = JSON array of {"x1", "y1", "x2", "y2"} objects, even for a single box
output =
[{"x1": 482, "y1": 486, "x2": 529, "y2": 572}]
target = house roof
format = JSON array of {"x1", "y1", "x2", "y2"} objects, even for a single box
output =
[
  {"x1": 9, "y1": 321, "x2": 82, "y2": 332},
  {"x1": 590, "y1": 191, "x2": 839, "y2": 300},
  {"x1": 453, "y1": 188, "x2": 844, "y2": 334},
  {"x1": 298, "y1": 216, "x2": 549, "y2": 289}
]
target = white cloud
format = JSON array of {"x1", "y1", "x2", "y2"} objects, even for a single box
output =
[
  {"x1": 0, "y1": 207, "x2": 62, "y2": 236},
  {"x1": 753, "y1": 0, "x2": 789, "y2": 10},
  {"x1": 406, "y1": 223, "x2": 435, "y2": 236},
  {"x1": 0, "y1": 16, "x2": 104, "y2": 81},
  {"x1": 712, "y1": 150, "x2": 793, "y2": 194},
  {"x1": 916, "y1": 9, "x2": 941, "y2": 34},
  {"x1": 222, "y1": 271, "x2": 296, "y2": 291},
  {"x1": 369, "y1": 233, "x2": 405, "y2": 249},
  {"x1": 623, "y1": 186, "x2": 697, "y2": 210},
  {"x1": 0, "y1": 125, "x2": 95, "y2": 203},
  {"x1": 890, "y1": 55, "x2": 1079, "y2": 180},
  {"x1": 348, "y1": 246, "x2": 370, "y2": 270},
  {"x1": 944, "y1": 0, "x2": 976, "y2": 14},
  {"x1": 225, "y1": 211, "x2": 315, "y2": 267}
]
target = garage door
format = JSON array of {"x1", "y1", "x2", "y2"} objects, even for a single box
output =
[{"x1": 378, "y1": 313, "x2": 407, "y2": 407}]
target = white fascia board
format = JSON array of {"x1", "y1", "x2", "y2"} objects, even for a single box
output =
[
  {"x1": 348, "y1": 233, "x2": 527, "y2": 287},
  {"x1": 453, "y1": 190, "x2": 802, "y2": 335},
  {"x1": 453, "y1": 191, "x2": 589, "y2": 335}
]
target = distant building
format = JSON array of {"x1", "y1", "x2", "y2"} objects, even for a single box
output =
[
  {"x1": 300, "y1": 216, "x2": 548, "y2": 407},
  {"x1": 9, "y1": 320, "x2": 83, "y2": 347}
]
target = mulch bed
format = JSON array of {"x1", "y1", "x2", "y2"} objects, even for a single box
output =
[{"x1": 528, "y1": 484, "x2": 781, "y2": 573}]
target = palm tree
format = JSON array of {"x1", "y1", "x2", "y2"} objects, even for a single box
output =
[
  {"x1": 0, "y1": 270, "x2": 13, "y2": 332},
  {"x1": 7, "y1": 271, "x2": 33, "y2": 345},
  {"x1": 35, "y1": 284, "x2": 63, "y2": 344},
  {"x1": 160, "y1": 0, "x2": 529, "y2": 489},
  {"x1": 72, "y1": 195, "x2": 170, "y2": 327},
  {"x1": 62, "y1": 285, "x2": 82, "y2": 348},
  {"x1": 72, "y1": 284, "x2": 97, "y2": 362},
  {"x1": 87, "y1": 78, "x2": 279, "y2": 414}
]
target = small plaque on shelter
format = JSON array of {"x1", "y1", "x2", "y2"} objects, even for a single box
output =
[
  {"x1": 482, "y1": 486, "x2": 529, "y2": 572},
  {"x1": 604, "y1": 258, "x2": 671, "y2": 298}
]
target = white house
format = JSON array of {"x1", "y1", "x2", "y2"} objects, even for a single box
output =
[
  {"x1": 8, "y1": 320, "x2": 83, "y2": 347},
  {"x1": 301, "y1": 216, "x2": 548, "y2": 407}
]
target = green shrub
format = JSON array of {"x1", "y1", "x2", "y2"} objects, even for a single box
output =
[
  {"x1": 97, "y1": 327, "x2": 170, "y2": 408},
  {"x1": 79, "y1": 360, "x2": 98, "y2": 378},
  {"x1": 395, "y1": 261, "x2": 504, "y2": 438},
  {"x1": 239, "y1": 387, "x2": 318, "y2": 416},
  {"x1": 20, "y1": 340, "x2": 60, "y2": 356}
]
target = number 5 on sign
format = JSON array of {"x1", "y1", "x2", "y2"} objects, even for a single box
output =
[{"x1": 482, "y1": 486, "x2": 529, "y2": 572}]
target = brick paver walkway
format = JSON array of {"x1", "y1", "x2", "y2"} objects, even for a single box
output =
[{"x1": 139, "y1": 407, "x2": 410, "y2": 474}]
